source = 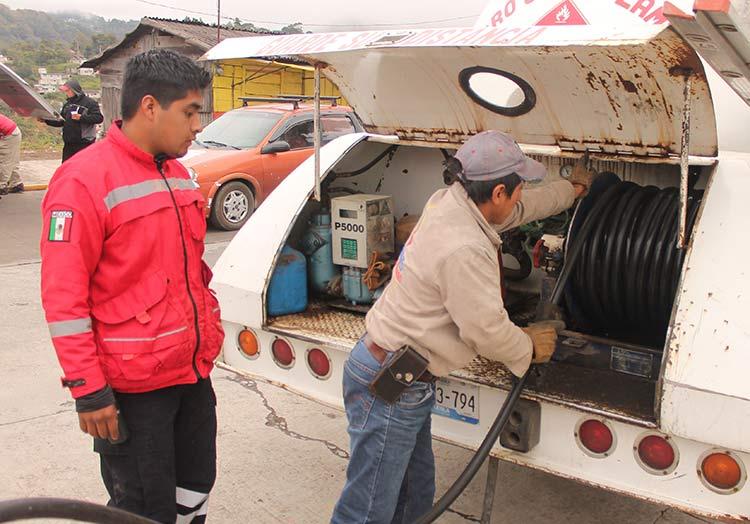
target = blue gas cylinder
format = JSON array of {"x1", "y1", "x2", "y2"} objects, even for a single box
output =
[
  {"x1": 342, "y1": 266, "x2": 373, "y2": 305},
  {"x1": 267, "y1": 245, "x2": 308, "y2": 316},
  {"x1": 301, "y1": 212, "x2": 340, "y2": 294}
]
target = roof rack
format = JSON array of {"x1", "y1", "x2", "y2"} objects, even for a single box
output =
[{"x1": 239, "y1": 95, "x2": 340, "y2": 109}]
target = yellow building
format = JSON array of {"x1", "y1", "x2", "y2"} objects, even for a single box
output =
[{"x1": 212, "y1": 59, "x2": 341, "y2": 114}]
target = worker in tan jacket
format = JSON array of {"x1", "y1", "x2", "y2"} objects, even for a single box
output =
[{"x1": 331, "y1": 130, "x2": 594, "y2": 524}]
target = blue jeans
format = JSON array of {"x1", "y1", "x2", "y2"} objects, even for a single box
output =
[{"x1": 331, "y1": 338, "x2": 436, "y2": 524}]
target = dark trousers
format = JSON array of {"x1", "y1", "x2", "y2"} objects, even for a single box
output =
[
  {"x1": 94, "y1": 378, "x2": 217, "y2": 524},
  {"x1": 62, "y1": 140, "x2": 94, "y2": 162}
]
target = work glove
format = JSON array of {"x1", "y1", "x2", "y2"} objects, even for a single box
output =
[
  {"x1": 523, "y1": 321, "x2": 561, "y2": 364},
  {"x1": 568, "y1": 154, "x2": 597, "y2": 196}
]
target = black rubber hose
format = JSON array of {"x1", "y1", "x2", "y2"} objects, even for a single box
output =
[
  {"x1": 414, "y1": 371, "x2": 529, "y2": 524},
  {"x1": 329, "y1": 144, "x2": 398, "y2": 178},
  {"x1": 0, "y1": 498, "x2": 158, "y2": 523},
  {"x1": 561, "y1": 178, "x2": 702, "y2": 343}
]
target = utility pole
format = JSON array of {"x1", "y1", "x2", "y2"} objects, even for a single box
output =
[{"x1": 217, "y1": 0, "x2": 221, "y2": 43}]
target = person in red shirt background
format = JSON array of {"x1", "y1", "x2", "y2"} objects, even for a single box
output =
[
  {"x1": 0, "y1": 114, "x2": 22, "y2": 196},
  {"x1": 40, "y1": 49, "x2": 222, "y2": 523}
]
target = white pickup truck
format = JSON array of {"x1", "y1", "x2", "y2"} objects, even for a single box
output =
[{"x1": 203, "y1": 1, "x2": 750, "y2": 520}]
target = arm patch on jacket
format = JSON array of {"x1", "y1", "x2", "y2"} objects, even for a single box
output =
[{"x1": 48, "y1": 210, "x2": 74, "y2": 242}]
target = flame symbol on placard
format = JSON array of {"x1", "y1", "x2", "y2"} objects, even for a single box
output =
[{"x1": 556, "y1": 5, "x2": 571, "y2": 23}]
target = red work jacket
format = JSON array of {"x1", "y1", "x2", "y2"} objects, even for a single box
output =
[{"x1": 40, "y1": 123, "x2": 224, "y2": 398}]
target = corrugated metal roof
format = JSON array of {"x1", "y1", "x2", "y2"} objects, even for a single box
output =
[{"x1": 82, "y1": 17, "x2": 302, "y2": 69}]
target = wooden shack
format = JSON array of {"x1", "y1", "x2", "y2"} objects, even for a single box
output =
[{"x1": 82, "y1": 17, "x2": 343, "y2": 129}]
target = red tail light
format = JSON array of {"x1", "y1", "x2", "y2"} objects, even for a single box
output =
[
  {"x1": 699, "y1": 451, "x2": 746, "y2": 494},
  {"x1": 635, "y1": 433, "x2": 678, "y2": 475},
  {"x1": 271, "y1": 338, "x2": 295, "y2": 368},
  {"x1": 307, "y1": 348, "x2": 331, "y2": 379},
  {"x1": 576, "y1": 419, "x2": 615, "y2": 457}
]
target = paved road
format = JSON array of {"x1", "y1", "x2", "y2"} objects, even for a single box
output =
[{"x1": 0, "y1": 189, "x2": 716, "y2": 523}]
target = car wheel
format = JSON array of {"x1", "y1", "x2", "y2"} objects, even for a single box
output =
[{"x1": 210, "y1": 181, "x2": 256, "y2": 231}]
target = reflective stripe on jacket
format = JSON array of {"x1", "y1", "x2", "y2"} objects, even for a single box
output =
[{"x1": 40, "y1": 123, "x2": 224, "y2": 398}]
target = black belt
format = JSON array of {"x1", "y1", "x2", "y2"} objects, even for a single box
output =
[{"x1": 363, "y1": 334, "x2": 437, "y2": 383}]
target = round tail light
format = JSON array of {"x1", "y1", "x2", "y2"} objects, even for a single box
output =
[
  {"x1": 272, "y1": 338, "x2": 295, "y2": 368},
  {"x1": 699, "y1": 450, "x2": 746, "y2": 494},
  {"x1": 238, "y1": 329, "x2": 260, "y2": 359},
  {"x1": 575, "y1": 418, "x2": 615, "y2": 457},
  {"x1": 634, "y1": 433, "x2": 679, "y2": 475},
  {"x1": 307, "y1": 348, "x2": 331, "y2": 379}
]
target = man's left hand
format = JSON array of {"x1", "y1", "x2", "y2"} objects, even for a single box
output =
[{"x1": 569, "y1": 155, "x2": 596, "y2": 197}]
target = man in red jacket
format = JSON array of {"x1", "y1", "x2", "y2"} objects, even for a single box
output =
[{"x1": 40, "y1": 49, "x2": 222, "y2": 524}]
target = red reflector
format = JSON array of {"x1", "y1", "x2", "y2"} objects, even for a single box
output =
[
  {"x1": 637, "y1": 435, "x2": 676, "y2": 472},
  {"x1": 578, "y1": 419, "x2": 614, "y2": 455},
  {"x1": 272, "y1": 338, "x2": 295, "y2": 368},
  {"x1": 307, "y1": 348, "x2": 331, "y2": 379}
]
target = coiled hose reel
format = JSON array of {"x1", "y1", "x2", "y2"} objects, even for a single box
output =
[{"x1": 557, "y1": 172, "x2": 702, "y2": 345}]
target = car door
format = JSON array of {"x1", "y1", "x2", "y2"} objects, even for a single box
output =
[{"x1": 260, "y1": 114, "x2": 315, "y2": 192}]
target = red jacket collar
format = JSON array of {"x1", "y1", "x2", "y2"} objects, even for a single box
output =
[{"x1": 106, "y1": 121, "x2": 161, "y2": 168}]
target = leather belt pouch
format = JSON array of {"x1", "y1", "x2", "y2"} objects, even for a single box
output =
[{"x1": 369, "y1": 345, "x2": 429, "y2": 403}]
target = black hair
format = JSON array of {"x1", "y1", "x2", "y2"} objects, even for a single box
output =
[
  {"x1": 443, "y1": 156, "x2": 523, "y2": 204},
  {"x1": 121, "y1": 49, "x2": 212, "y2": 120}
]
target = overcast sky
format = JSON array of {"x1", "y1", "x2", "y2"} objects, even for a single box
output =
[{"x1": 3, "y1": 0, "x2": 489, "y2": 31}]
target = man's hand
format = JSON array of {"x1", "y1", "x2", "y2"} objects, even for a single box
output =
[
  {"x1": 78, "y1": 403, "x2": 119, "y2": 440},
  {"x1": 569, "y1": 154, "x2": 596, "y2": 197},
  {"x1": 70, "y1": 112, "x2": 81, "y2": 121},
  {"x1": 523, "y1": 322, "x2": 560, "y2": 364}
]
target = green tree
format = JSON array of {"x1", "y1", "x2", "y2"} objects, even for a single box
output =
[
  {"x1": 84, "y1": 33, "x2": 117, "y2": 58},
  {"x1": 280, "y1": 22, "x2": 304, "y2": 34}
]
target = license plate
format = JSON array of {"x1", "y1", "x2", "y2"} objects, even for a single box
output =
[{"x1": 432, "y1": 378, "x2": 479, "y2": 425}]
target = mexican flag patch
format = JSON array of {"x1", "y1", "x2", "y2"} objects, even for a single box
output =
[{"x1": 48, "y1": 210, "x2": 73, "y2": 242}]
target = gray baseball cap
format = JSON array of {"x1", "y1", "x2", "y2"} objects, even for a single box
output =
[{"x1": 454, "y1": 131, "x2": 546, "y2": 182}]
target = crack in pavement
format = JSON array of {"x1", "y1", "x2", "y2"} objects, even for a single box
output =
[
  {"x1": 0, "y1": 260, "x2": 41, "y2": 269},
  {"x1": 446, "y1": 507, "x2": 481, "y2": 522},
  {"x1": 683, "y1": 512, "x2": 713, "y2": 523},
  {"x1": 223, "y1": 375, "x2": 350, "y2": 460},
  {"x1": 0, "y1": 409, "x2": 70, "y2": 427},
  {"x1": 653, "y1": 508, "x2": 670, "y2": 524}
]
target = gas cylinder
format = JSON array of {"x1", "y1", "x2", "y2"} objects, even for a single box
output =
[
  {"x1": 301, "y1": 211, "x2": 339, "y2": 294},
  {"x1": 267, "y1": 245, "x2": 308, "y2": 316},
  {"x1": 342, "y1": 266, "x2": 373, "y2": 305}
]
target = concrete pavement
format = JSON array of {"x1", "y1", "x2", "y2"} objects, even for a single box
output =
[
  {"x1": 0, "y1": 188, "x2": 716, "y2": 523},
  {"x1": 19, "y1": 158, "x2": 60, "y2": 188}
]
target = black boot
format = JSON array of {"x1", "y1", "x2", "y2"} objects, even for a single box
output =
[{"x1": 9, "y1": 183, "x2": 24, "y2": 193}]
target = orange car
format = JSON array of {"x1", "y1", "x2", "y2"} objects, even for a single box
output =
[{"x1": 181, "y1": 101, "x2": 362, "y2": 230}]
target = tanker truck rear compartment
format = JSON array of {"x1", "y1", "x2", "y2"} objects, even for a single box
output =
[{"x1": 258, "y1": 139, "x2": 711, "y2": 427}]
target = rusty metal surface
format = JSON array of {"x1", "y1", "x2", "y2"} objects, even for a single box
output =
[
  {"x1": 678, "y1": 73, "x2": 692, "y2": 248},
  {"x1": 665, "y1": 1, "x2": 750, "y2": 106},
  {"x1": 454, "y1": 358, "x2": 657, "y2": 424},
  {"x1": 266, "y1": 302, "x2": 365, "y2": 348},
  {"x1": 268, "y1": 301, "x2": 656, "y2": 424},
  {"x1": 203, "y1": 26, "x2": 718, "y2": 157}
]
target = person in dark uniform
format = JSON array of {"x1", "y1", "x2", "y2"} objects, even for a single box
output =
[{"x1": 42, "y1": 79, "x2": 103, "y2": 162}]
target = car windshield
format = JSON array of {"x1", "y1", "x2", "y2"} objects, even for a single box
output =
[{"x1": 196, "y1": 110, "x2": 282, "y2": 149}]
